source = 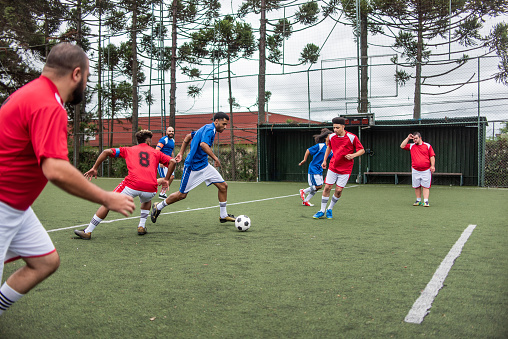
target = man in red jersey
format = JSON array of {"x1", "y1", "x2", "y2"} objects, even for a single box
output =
[
  {"x1": 0, "y1": 43, "x2": 135, "y2": 316},
  {"x1": 313, "y1": 117, "x2": 365, "y2": 219},
  {"x1": 400, "y1": 132, "x2": 436, "y2": 207},
  {"x1": 74, "y1": 129, "x2": 177, "y2": 239}
]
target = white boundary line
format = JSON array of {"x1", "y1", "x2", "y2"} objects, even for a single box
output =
[
  {"x1": 48, "y1": 185, "x2": 359, "y2": 233},
  {"x1": 404, "y1": 224, "x2": 477, "y2": 324}
]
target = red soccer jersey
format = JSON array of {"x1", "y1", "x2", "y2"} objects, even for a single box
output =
[
  {"x1": 111, "y1": 143, "x2": 172, "y2": 192},
  {"x1": 0, "y1": 76, "x2": 69, "y2": 211},
  {"x1": 403, "y1": 142, "x2": 435, "y2": 171},
  {"x1": 328, "y1": 131, "x2": 364, "y2": 174}
]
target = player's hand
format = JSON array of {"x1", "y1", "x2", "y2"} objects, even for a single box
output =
[
  {"x1": 159, "y1": 178, "x2": 169, "y2": 191},
  {"x1": 430, "y1": 166, "x2": 435, "y2": 173},
  {"x1": 175, "y1": 154, "x2": 183, "y2": 162},
  {"x1": 345, "y1": 154, "x2": 354, "y2": 160},
  {"x1": 321, "y1": 161, "x2": 327, "y2": 169},
  {"x1": 214, "y1": 158, "x2": 221, "y2": 167},
  {"x1": 84, "y1": 168, "x2": 98, "y2": 180},
  {"x1": 103, "y1": 192, "x2": 135, "y2": 217},
  {"x1": 408, "y1": 133, "x2": 414, "y2": 139},
  {"x1": 298, "y1": 160, "x2": 305, "y2": 166}
]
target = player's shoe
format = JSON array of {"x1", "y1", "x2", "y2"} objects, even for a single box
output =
[
  {"x1": 219, "y1": 214, "x2": 236, "y2": 223},
  {"x1": 313, "y1": 211, "x2": 325, "y2": 219},
  {"x1": 423, "y1": 201, "x2": 430, "y2": 207},
  {"x1": 74, "y1": 229, "x2": 91, "y2": 240},
  {"x1": 302, "y1": 201, "x2": 314, "y2": 207},
  {"x1": 413, "y1": 201, "x2": 423, "y2": 206},
  {"x1": 299, "y1": 189, "x2": 305, "y2": 202},
  {"x1": 137, "y1": 226, "x2": 147, "y2": 235},
  {"x1": 150, "y1": 202, "x2": 161, "y2": 223},
  {"x1": 159, "y1": 193, "x2": 167, "y2": 199},
  {"x1": 326, "y1": 209, "x2": 333, "y2": 219}
]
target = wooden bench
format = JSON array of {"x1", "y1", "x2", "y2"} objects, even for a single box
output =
[{"x1": 363, "y1": 172, "x2": 463, "y2": 186}]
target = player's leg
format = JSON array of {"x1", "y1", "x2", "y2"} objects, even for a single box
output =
[
  {"x1": 421, "y1": 169, "x2": 431, "y2": 206},
  {"x1": 158, "y1": 165, "x2": 169, "y2": 198},
  {"x1": 412, "y1": 170, "x2": 423, "y2": 206},
  {"x1": 300, "y1": 174, "x2": 313, "y2": 202},
  {"x1": 325, "y1": 174, "x2": 349, "y2": 219},
  {"x1": 151, "y1": 168, "x2": 192, "y2": 223},
  {"x1": 304, "y1": 175, "x2": 323, "y2": 206},
  {"x1": 1, "y1": 207, "x2": 59, "y2": 315},
  {"x1": 314, "y1": 170, "x2": 338, "y2": 218}
]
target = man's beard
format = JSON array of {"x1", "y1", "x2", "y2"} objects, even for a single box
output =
[{"x1": 69, "y1": 78, "x2": 85, "y2": 105}]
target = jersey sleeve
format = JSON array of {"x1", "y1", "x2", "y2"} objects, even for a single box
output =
[
  {"x1": 30, "y1": 106, "x2": 69, "y2": 165},
  {"x1": 308, "y1": 144, "x2": 319, "y2": 156},
  {"x1": 353, "y1": 135, "x2": 364, "y2": 151},
  {"x1": 159, "y1": 153, "x2": 172, "y2": 167},
  {"x1": 403, "y1": 144, "x2": 411, "y2": 151},
  {"x1": 201, "y1": 127, "x2": 215, "y2": 146},
  {"x1": 108, "y1": 148, "x2": 123, "y2": 158},
  {"x1": 428, "y1": 145, "x2": 436, "y2": 157}
]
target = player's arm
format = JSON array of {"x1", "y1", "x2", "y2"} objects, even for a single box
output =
[
  {"x1": 84, "y1": 148, "x2": 115, "y2": 179},
  {"x1": 430, "y1": 156, "x2": 436, "y2": 173},
  {"x1": 41, "y1": 158, "x2": 135, "y2": 216},
  {"x1": 322, "y1": 139, "x2": 331, "y2": 169},
  {"x1": 299, "y1": 149, "x2": 310, "y2": 166},
  {"x1": 200, "y1": 142, "x2": 220, "y2": 167},
  {"x1": 345, "y1": 148, "x2": 365, "y2": 160},
  {"x1": 400, "y1": 134, "x2": 413, "y2": 149},
  {"x1": 176, "y1": 133, "x2": 192, "y2": 162}
]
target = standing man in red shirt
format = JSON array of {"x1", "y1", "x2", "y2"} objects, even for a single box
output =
[
  {"x1": 313, "y1": 117, "x2": 365, "y2": 219},
  {"x1": 0, "y1": 43, "x2": 135, "y2": 316},
  {"x1": 400, "y1": 132, "x2": 436, "y2": 207},
  {"x1": 74, "y1": 129, "x2": 177, "y2": 239}
]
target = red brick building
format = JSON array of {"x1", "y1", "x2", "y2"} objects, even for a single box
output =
[{"x1": 83, "y1": 111, "x2": 321, "y2": 147}]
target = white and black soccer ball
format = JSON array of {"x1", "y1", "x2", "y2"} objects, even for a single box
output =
[{"x1": 235, "y1": 215, "x2": 251, "y2": 231}]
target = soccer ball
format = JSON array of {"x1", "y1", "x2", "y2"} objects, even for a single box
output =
[{"x1": 235, "y1": 215, "x2": 251, "y2": 231}]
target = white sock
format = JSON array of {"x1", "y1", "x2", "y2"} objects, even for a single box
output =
[
  {"x1": 220, "y1": 202, "x2": 227, "y2": 218},
  {"x1": 139, "y1": 209, "x2": 149, "y2": 228},
  {"x1": 85, "y1": 214, "x2": 102, "y2": 233},
  {"x1": 327, "y1": 196, "x2": 340, "y2": 210},
  {"x1": 320, "y1": 197, "x2": 329, "y2": 213},
  {"x1": 424, "y1": 199, "x2": 429, "y2": 203},
  {"x1": 303, "y1": 187, "x2": 312, "y2": 194},
  {"x1": 157, "y1": 200, "x2": 167, "y2": 211},
  {"x1": 0, "y1": 283, "x2": 24, "y2": 316},
  {"x1": 305, "y1": 190, "x2": 317, "y2": 202},
  {"x1": 416, "y1": 198, "x2": 421, "y2": 202}
]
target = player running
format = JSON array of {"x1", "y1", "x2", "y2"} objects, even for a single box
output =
[
  {"x1": 298, "y1": 128, "x2": 333, "y2": 206},
  {"x1": 313, "y1": 117, "x2": 365, "y2": 219},
  {"x1": 150, "y1": 112, "x2": 235, "y2": 224},
  {"x1": 400, "y1": 132, "x2": 436, "y2": 207},
  {"x1": 74, "y1": 130, "x2": 176, "y2": 239},
  {"x1": 156, "y1": 126, "x2": 175, "y2": 199}
]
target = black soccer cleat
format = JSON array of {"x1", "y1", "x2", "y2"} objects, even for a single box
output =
[
  {"x1": 150, "y1": 202, "x2": 161, "y2": 223},
  {"x1": 219, "y1": 214, "x2": 235, "y2": 223}
]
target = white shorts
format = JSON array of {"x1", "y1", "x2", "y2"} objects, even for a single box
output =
[
  {"x1": 308, "y1": 174, "x2": 324, "y2": 187},
  {"x1": 157, "y1": 164, "x2": 175, "y2": 178},
  {"x1": 324, "y1": 169, "x2": 350, "y2": 188},
  {"x1": 114, "y1": 181, "x2": 157, "y2": 203},
  {"x1": 412, "y1": 168, "x2": 432, "y2": 188},
  {"x1": 1, "y1": 201, "x2": 56, "y2": 280},
  {"x1": 179, "y1": 164, "x2": 224, "y2": 194}
]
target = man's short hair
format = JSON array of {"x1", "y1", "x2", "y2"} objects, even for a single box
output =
[
  {"x1": 413, "y1": 131, "x2": 421, "y2": 138},
  {"x1": 135, "y1": 129, "x2": 153, "y2": 144},
  {"x1": 332, "y1": 117, "x2": 346, "y2": 125},
  {"x1": 43, "y1": 43, "x2": 88, "y2": 77},
  {"x1": 213, "y1": 112, "x2": 229, "y2": 121}
]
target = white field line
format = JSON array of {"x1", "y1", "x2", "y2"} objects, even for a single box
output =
[
  {"x1": 404, "y1": 224, "x2": 477, "y2": 324},
  {"x1": 48, "y1": 185, "x2": 359, "y2": 233}
]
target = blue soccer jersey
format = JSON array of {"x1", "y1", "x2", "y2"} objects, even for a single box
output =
[
  {"x1": 184, "y1": 123, "x2": 216, "y2": 171},
  {"x1": 157, "y1": 136, "x2": 175, "y2": 156},
  {"x1": 307, "y1": 143, "x2": 332, "y2": 175}
]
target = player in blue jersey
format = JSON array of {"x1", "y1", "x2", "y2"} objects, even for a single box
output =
[
  {"x1": 150, "y1": 112, "x2": 235, "y2": 224},
  {"x1": 298, "y1": 128, "x2": 333, "y2": 206},
  {"x1": 156, "y1": 126, "x2": 175, "y2": 199}
]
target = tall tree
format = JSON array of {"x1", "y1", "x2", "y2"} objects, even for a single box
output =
[{"x1": 369, "y1": 0, "x2": 508, "y2": 119}]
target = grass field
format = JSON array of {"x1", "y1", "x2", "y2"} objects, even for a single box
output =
[{"x1": 1, "y1": 180, "x2": 507, "y2": 338}]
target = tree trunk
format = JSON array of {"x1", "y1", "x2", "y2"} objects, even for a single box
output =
[
  {"x1": 359, "y1": 10, "x2": 369, "y2": 113},
  {"x1": 169, "y1": 0, "x2": 177, "y2": 128},
  {"x1": 97, "y1": 2, "x2": 103, "y2": 176},
  {"x1": 73, "y1": 0, "x2": 82, "y2": 167},
  {"x1": 228, "y1": 56, "x2": 236, "y2": 181},
  {"x1": 258, "y1": 0, "x2": 266, "y2": 124},
  {"x1": 131, "y1": 1, "x2": 139, "y2": 144},
  {"x1": 413, "y1": 8, "x2": 423, "y2": 120}
]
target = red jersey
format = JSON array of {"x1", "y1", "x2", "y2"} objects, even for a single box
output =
[
  {"x1": 328, "y1": 131, "x2": 364, "y2": 174},
  {"x1": 111, "y1": 143, "x2": 172, "y2": 192},
  {"x1": 0, "y1": 76, "x2": 69, "y2": 210},
  {"x1": 403, "y1": 142, "x2": 435, "y2": 171}
]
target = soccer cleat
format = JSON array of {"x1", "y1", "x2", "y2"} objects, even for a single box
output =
[
  {"x1": 299, "y1": 189, "x2": 305, "y2": 202},
  {"x1": 413, "y1": 201, "x2": 423, "y2": 206},
  {"x1": 150, "y1": 202, "x2": 161, "y2": 223},
  {"x1": 159, "y1": 193, "x2": 167, "y2": 199},
  {"x1": 219, "y1": 214, "x2": 236, "y2": 223},
  {"x1": 302, "y1": 201, "x2": 314, "y2": 207},
  {"x1": 423, "y1": 201, "x2": 430, "y2": 207},
  {"x1": 313, "y1": 211, "x2": 325, "y2": 219},
  {"x1": 137, "y1": 226, "x2": 147, "y2": 235},
  {"x1": 74, "y1": 229, "x2": 91, "y2": 240},
  {"x1": 326, "y1": 209, "x2": 333, "y2": 219}
]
